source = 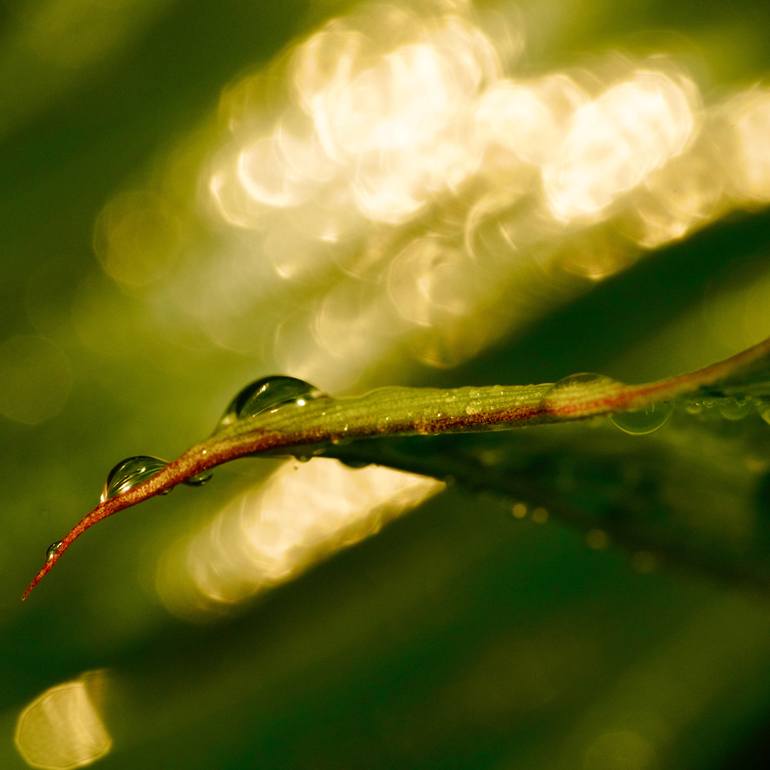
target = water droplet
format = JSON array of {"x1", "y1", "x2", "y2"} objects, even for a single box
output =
[
  {"x1": 216, "y1": 375, "x2": 324, "y2": 431},
  {"x1": 46, "y1": 540, "x2": 62, "y2": 562},
  {"x1": 185, "y1": 471, "x2": 213, "y2": 487},
  {"x1": 610, "y1": 402, "x2": 673, "y2": 435},
  {"x1": 101, "y1": 455, "x2": 168, "y2": 502},
  {"x1": 719, "y1": 396, "x2": 753, "y2": 421},
  {"x1": 543, "y1": 373, "x2": 619, "y2": 410},
  {"x1": 684, "y1": 400, "x2": 702, "y2": 415}
]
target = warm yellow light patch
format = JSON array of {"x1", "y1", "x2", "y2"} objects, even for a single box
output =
[
  {"x1": 15, "y1": 673, "x2": 112, "y2": 770},
  {"x1": 157, "y1": 459, "x2": 445, "y2": 619}
]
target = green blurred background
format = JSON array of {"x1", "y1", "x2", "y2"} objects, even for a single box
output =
[{"x1": 2, "y1": 0, "x2": 770, "y2": 768}]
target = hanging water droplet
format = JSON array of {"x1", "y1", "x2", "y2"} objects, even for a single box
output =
[
  {"x1": 185, "y1": 471, "x2": 213, "y2": 487},
  {"x1": 718, "y1": 396, "x2": 753, "y2": 421},
  {"x1": 45, "y1": 540, "x2": 62, "y2": 562},
  {"x1": 101, "y1": 455, "x2": 168, "y2": 502},
  {"x1": 610, "y1": 401, "x2": 673, "y2": 435},
  {"x1": 216, "y1": 375, "x2": 324, "y2": 431}
]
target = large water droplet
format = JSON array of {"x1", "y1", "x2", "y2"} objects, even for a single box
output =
[
  {"x1": 216, "y1": 375, "x2": 324, "y2": 431},
  {"x1": 46, "y1": 540, "x2": 62, "y2": 562},
  {"x1": 610, "y1": 402, "x2": 673, "y2": 435},
  {"x1": 100, "y1": 455, "x2": 168, "y2": 502}
]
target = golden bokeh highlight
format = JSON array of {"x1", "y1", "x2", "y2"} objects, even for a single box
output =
[
  {"x1": 15, "y1": 672, "x2": 112, "y2": 770},
  {"x1": 157, "y1": 459, "x2": 444, "y2": 619},
  {"x1": 725, "y1": 88, "x2": 770, "y2": 202},
  {"x1": 75, "y1": 0, "x2": 770, "y2": 384},
  {"x1": 541, "y1": 68, "x2": 699, "y2": 223}
]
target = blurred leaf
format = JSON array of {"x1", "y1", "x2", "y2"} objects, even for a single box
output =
[{"x1": 25, "y1": 336, "x2": 770, "y2": 598}]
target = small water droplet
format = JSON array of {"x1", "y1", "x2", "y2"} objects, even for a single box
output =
[
  {"x1": 610, "y1": 402, "x2": 673, "y2": 435},
  {"x1": 46, "y1": 540, "x2": 62, "y2": 562},
  {"x1": 684, "y1": 400, "x2": 702, "y2": 415},
  {"x1": 216, "y1": 375, "x2": 324, "y2": 431},
  {"x1": 101, "y1": 455, "x2": 168, "y2": 502},
  {"x1": 719, "y1": 396, "x2": 753, "y2": 421},
  {"x1": 185, "y1": 471, "x2": 213, "y2": 487}
]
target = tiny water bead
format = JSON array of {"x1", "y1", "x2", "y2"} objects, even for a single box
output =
[
  {"x1": 45, "y1": 541, "x2": 63, "y2": 562},
  {"x1": 185, "y1": 471, "x2": 213, "y2": 487},
  {"x1": 100, "y1": 455, "x2": 213, "y2": 502},
  {"x1": 216, "y1": 376, "x2": 324, "y2": 431},
  {"x1": 609, "y1": 401, "x2": 673, "y2": 436}
]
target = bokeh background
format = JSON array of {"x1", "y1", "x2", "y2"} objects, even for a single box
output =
[{"x1": 2, "y1": 0, "x2": 770, "y2": 767}]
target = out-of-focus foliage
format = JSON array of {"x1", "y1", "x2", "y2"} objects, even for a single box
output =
[{"x1": 2, "y1": 0, "x2": 770, "y2": 768}]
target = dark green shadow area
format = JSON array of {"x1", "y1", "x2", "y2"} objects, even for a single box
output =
[{"x1": 433, "y1": 208, "x2": 770, "y2": 386}]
